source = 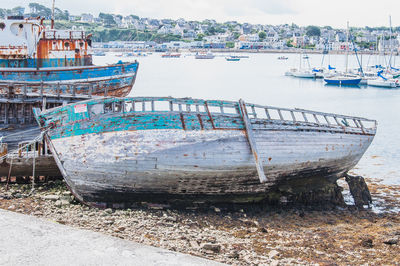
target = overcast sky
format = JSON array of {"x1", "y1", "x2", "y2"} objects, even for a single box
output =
[{"x1": 2, "y1": 0, "x2": 399, "y2": 28}]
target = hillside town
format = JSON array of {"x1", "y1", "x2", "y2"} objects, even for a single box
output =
[{"x1": 1, "y1": 3, "x2": 399, "y2": 52}]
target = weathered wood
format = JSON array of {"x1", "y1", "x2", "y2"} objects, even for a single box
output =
[
  {"x1": 31, "y1": 96, "x2": 377, "y2": 206},
  {"x1": 238, "y1": 99, "x2": 267, "y2": 183},
  {"x1": 345, "y1": 173, "x2": 372, "y2": 207}
]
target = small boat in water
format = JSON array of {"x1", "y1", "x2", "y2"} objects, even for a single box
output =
[
  {"x1": 161, "y1": 53, "x2": 181, "y2": 58},
  {"x1": 324, "y1": 75, "x2": 362, "y2": 86},
  {"x1": 93, "y1": 51, "x2": 106, "y2": 56},
  {"x1": 284, "y1": 68, "x2": 297, "y2": 76},
  {"x1": 226, "y1": 56, "x2": 240, "y2": 61},
  {"x1": 195, "y1": 51, "x2": 215, "y2": 59},
  {"x1": 34, "y1": 97, "x2": 376, "y2": 207},
  {"x1": 367, "y1": 77, "x2": 398, "y2": 88},
  {"x1": 278, "y1": 56, "x2": 288, "y2": 60},
  {"x1": 292, "y1": 69, "x2": 316, "y2": 78},
  {"x1": 230, "y1": 55, "x2": 249, "y2": 59}
]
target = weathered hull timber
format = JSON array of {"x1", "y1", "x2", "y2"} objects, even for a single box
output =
[
  {"x1": 0, "y1": 61, "x2": 139, "y2": 98},
  {"x1": 34, "y1": 97, "x2": 377, "y2": 207}
]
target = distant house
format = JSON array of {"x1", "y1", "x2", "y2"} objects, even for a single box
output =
[
  {"x1": 378, "y1": 39, "x2": 399, "y2": 52},
  {"x1": 242, "y1": 23, "x2": 253, "y2": 34},
  {"x1": 68, "y1": 15, "x2": 80, "y2": 21},
  {"x1": 238, "y1": 34, "x2": 259, "y2": 42},
  {"x1": 157, "y1": 25, "x2": 173, "y2": 35},
  {"x1": 183, "y1": 30, "x2": 197, "y2": 39},
  {"x1": 335, "y1": 32, "x2": 346, "y2": 42},
  {"x1": 80, "y1": 13, "x2": 94, "y2": 23}
]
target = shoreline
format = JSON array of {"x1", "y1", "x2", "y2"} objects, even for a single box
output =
[
  {"x1": 1, "y1": 178, "x2": 399, "y2": 265},
  {"x1": 94, "y1": 47, "x2": 396, "y2": 56}
]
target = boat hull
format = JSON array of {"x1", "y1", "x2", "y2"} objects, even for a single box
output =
[
  {"x1": 48, "y1": 120, "x2": 374, "y2": 206},
  {"x1": 324, "y1": 78, "x2": 361, "y2": 85},
  {"x1": 35, "y1": 97, "x2": 376, "y2": 207},
  {"x1": 292, "y1": 72, "x2": 315, "y2": 78},
  {"x1": 367, "y1": 79, "x2": 397, "y2": 88},
  {"x1": 0, "y1": 62, "x2": 139, "y2": 97}
]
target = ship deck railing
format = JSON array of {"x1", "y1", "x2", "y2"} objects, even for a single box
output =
[
  {"x1": 80, "y1": 97, "x2": 378, "y2": 135},
  {"x1": 1, "y1": 137, "x2": 52, "y2": 160},
  {"x1": 0, "y1": 80, "x2": 111, "y2": 99}
]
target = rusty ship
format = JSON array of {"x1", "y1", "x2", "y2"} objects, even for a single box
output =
[
  {"x1": 0, "y1": 16, "x2": 139, "y2": 180},
  {"x1": 34, "y1": 97, "x2": 376, "y2": 207},
  {"x1": 0, "y1": 16, "x2": 139, "y2": 97}
]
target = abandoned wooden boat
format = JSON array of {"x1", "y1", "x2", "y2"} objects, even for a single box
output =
[
  {"x1": 0, "y1": 16, "x2": 139, "y2": 97},
  {"x1": 34, "y1": 97, "x2": 377, "y2": 207}
]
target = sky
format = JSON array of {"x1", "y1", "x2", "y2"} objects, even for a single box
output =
[{"x1": 1, "y1": 0, "x2": 399, "y2": 29}]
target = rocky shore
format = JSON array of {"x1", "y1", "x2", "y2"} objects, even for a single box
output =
[{"x1": 1, "y1": 178, "x2": 399, "y2": 265}]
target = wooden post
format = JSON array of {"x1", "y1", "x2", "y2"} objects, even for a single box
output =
[
  {"x1": 42, "y1": 97, "x2": 47, "y2": 112},
  {"x1": 32, "y1": 143, "x2": 36, "y2": 192},
  {"x1": 238, "y1": 99, "x2": 268, "y2": 183}
]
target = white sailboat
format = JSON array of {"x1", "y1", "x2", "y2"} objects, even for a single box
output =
[
  {"x1": 292, "y1": 52, "x2": 316, "y2": 78},
  {"x1": 324, "y1": 22, "x2": 361, "y2": 85}
]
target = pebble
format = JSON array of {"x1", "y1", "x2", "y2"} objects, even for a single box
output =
[
  {"x1": 383, "y1": 237, "x2": 399, "y2": 245},
  {"x1": 200, "y1": 243, "x2": 221, "y2": 253},
  {"x1": 360, "y1": 237, "x2": 374, "y2": 248},
  {"x1": 189, "y1": 240, "x2": 200, "y2": 249},
  {"x1": 42, "y1": 195, "x2": 60, "y2": 201},
  {"x1": 268, "y1": 250, "x2": 279, "y2": 259},
  {"x1": 2, "y1": 182, "x2": 400, "y2": 266}
]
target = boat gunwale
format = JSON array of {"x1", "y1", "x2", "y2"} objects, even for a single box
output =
[
  {"x1": 36, "y1": 96, "x2": 377, "y2": 134},
  {"x1": 0, "y1": 61, "x2": 138, "y2": 73}
]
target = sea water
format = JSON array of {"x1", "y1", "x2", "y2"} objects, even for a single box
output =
[{"x1": 94, "y1": 52, "x2": 400, "y2": 185}]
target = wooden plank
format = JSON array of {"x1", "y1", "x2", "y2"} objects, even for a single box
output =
[{"x1": 238, "y1": 99, "x2": 268, "y2": 183}]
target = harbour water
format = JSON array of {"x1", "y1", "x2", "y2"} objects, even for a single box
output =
[{"x1": 94, "y1": 53, "x2": 400, "y2": 185}]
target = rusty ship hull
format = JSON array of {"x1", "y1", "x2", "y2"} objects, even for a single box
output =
[
  {"x1": 34, "y1": 97, "x2": 377, "y2": 207},
  {"x1": 0, "y1": 17, "x2": 139, "y2": 98},
  {"x1": 0, "y1": 62, "x2": 139, "y2": 97}
]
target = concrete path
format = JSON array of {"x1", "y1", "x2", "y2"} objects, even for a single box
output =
[{"x1": 0, "y1": 209, "x2": 223, "y2": 266}]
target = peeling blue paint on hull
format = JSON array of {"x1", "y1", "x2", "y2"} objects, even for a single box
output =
[
  {"x1": 0, "y1": 61, "x2": 139, "y2": 97},
  {"x1": 34, "y1": 97, "x2": 377, "y2": 206}
]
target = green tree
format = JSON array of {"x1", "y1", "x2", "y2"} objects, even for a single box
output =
[
  {"x1": 258, "y1": 31, "x2": 267, "y2": 40},
  {"x1": 99, "y1": 13, "x2": 116, "y2": 26},
  {"x1": 194, "y1": 33, "x2": 205, "y2": 41},
  {"x1": 207, "y1": 26, "x2": 216, "y2": 35},
  {"x1": 306, "y1": 25, "x2": 321, "y2": 37},
  {"x1": 29, "y1": 3, "x2": 51, "y2": 18},
  {"x1": 226, "y1": 42, "x2": 235, "y2": 48},
  {"x1": 232, "y1": 31, "x2": 241, "y2": 40}
]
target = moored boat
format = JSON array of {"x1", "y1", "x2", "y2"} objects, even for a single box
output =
[
  {"x1": 195, "y1": 51, "x2": 215, "y2": 59},
  {"x1": 292, "y1": 69, "x2": 316, "y2": 78},
  {"x1": 161, "y1": 53, "x2": 181, "y2": 58},
  {"x1": 225, "y1": 56, "x2": 240, "y2": 61},
  {"x1": 34, "y1": 97, "x2": 376, "y2": 207},
  {"x1": 0, "y1": 17, "x2": 139, "y2": 97},
  {"x1": 324, "y1": 75, "x2": 362, "y2": 86},
  {"x1": 367, "y1": 77, "x2": 398, "y2": 88}
]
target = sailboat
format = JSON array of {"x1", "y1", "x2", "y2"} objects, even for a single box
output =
[
  {"x1": 324, "y1": 22, "x2": 361, "y2": 86},
  {"x1": 292, "y1": 51, "x2": 316, "y2": 78},
  {"x1": 366, "y1": 16, "x2": 399, "y2": 88},
  {"x1": 367, "y1": 71, "x2": 398, "y2": 88}
]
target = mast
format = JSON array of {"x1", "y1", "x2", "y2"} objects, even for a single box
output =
[
  {"x1": 299, "y1": 50, "x2": 302, "y2": 70},
  {"x1": 388, "y1": 15, "x2": 393, "y2": 69},
  {"x1": 51, "y1": 0, "x2": 55, "y2": 29},
  {"x1": 345, "y1": 21, "x2": 349, "y2": 74}
]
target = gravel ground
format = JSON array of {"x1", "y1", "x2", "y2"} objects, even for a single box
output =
[{"x1": 1, "y1": 179, "x2": 399, "y2": 265}]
